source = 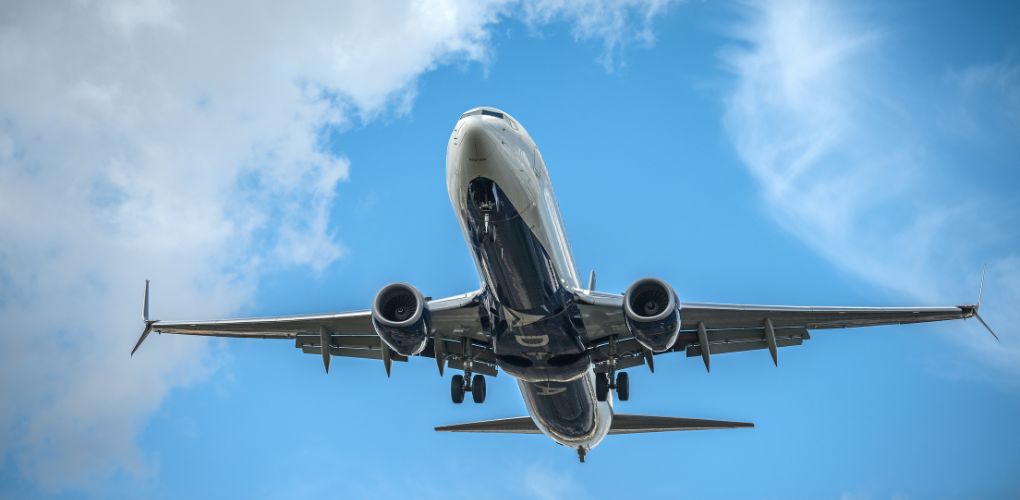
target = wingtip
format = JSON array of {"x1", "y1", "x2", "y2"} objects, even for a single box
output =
[
  {"x1": 134, "y1": 280, "x2": 154, "y2": 356},
  {"x1": 131, "y1": 324, "x2": 152, "y2": 357},
  {"x1": 966, "y1": 266, "x2": 1000, "y2": 343},
  {"x1": 975, "y1": 312, "x2": 1000, "y2": 343},
  {"x1": 143, "y1": 279, "x2": 150, "y2": 323},
  {"x1": 977, "y1": 264, "x2": 987, "y2": 309}
]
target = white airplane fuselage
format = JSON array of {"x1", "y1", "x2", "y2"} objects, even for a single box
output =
[
  {"x1": 446, "y1": 108, "x2": 612, "y2": 452},
  {"x1": 133, "y1": 106, "x2": 985, "y2": 459}
]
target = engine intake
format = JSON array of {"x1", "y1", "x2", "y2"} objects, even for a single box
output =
[
  {"x1": 623, "y1": 278, "x2": 681, "y2": 352},
  {"x1": 371, "y1": 283, "x2": 430, "y2": 356}
]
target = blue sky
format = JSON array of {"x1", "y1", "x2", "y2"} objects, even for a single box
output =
[{"x1": 1, "y1": 1, "x2": 1018, "y2": 498}]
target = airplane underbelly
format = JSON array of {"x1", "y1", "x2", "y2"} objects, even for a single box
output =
[
  {"x1": 462, "y1": 176, "x2": 589, "y2": 382},
  {"x1": 519, "y1": 370, "x2": 612, "y2": 449}
]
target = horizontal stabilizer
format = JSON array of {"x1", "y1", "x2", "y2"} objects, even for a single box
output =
[
  {"x1": 434, "y1": 414, "x2": 753, "y2": 435},
  {"x1": 609, "y1": 414, "x2": 754, "y2": 434},
  {"x1": 435, "y1": 416, "x2": 540, "y2": 434}
]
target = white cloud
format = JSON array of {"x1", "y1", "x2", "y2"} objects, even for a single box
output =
[
  {"x1": 0, "y1": 0, "x2": 677, "y2": 492},
  {"x1": 522, "y1": 0, "x2": 678, "y2": 69},
  {"x1": 0, "y1": 0, "x2": 504, "y2": 491},
  {"x1": 722, "y1": 0, "x2": 1020, "y2": 376}
]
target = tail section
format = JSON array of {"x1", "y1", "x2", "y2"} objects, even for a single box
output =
[
  {"x1": 608, "y1": 414, "x2": 753, "y2": 434},
  {"x1": 435, "y1": 414, "x2": 753, "y2": 435},
  {"x1": 435, "y1": 416, "x2": 541, "y2": 434}
]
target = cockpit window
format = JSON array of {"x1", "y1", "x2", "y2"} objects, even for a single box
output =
[{"x1": 460, "y1": 109, "x2": 505, "y2": 120}]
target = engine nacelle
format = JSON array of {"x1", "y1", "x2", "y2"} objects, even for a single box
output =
[
  {"x1": 623, "y1": 278, "x2": 681, "y2": 352},
  {"x1": 371, "y1": 283, "x2": 431, "y2": 356}
]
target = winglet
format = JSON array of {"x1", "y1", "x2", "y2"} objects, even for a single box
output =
[
  {"x1": 977, "y1": 265, "x2": 987, "y2": 309},
  {"x1": 143, "y1": 279, "x2": 150, "y2": 323},
  {"x1": 131, "y1": 280, "x2": 156, "y2": 356},
  {"x1": 969, "y1": 265, "x2": 1000, "y2": 343},
  {"x1": 974, "y1": 312, "x2": 1000, "y2": 343}
]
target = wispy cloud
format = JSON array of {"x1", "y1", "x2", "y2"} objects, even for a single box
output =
[
  {"x1": 522, "y1": 0, "x2": 679, "y2": 69},
  {"x1": 721, "y1": 0, "x2": 1020, "y2": 377},
  {"x1": 0, "y1": 0, "x2": 678, "y2": 492}
]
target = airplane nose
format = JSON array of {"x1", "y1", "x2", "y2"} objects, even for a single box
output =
[{"x1": 458, "y1": 117, "x2": 494, "y2": 162}]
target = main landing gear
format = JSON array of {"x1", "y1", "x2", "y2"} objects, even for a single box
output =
[
  {"x1": 451, "y1": 373, "x2": 487, "y2": 404},
  {"x1": 596, "y1": 335, "x2": 630, "y2": 402},
  {"x1": 595, "y1": 371, "x2": 629, "y2": 402}
]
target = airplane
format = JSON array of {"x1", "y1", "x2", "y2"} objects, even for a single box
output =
[{"x1": 132, "y1": 106, "x2": 999, "y2": 462}]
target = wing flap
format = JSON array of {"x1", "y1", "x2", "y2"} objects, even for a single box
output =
[
  {"x1": 446, "y1": 358, "x2": 498, "y2": 377},
  {"x1": 685, "y1": 335, "x2": 806, "y2": 357},
  {"x1": 299, "y1": 345, "x2": 410, "y2": 362}
]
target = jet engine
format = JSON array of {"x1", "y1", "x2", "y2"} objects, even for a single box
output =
[
  {"x1": 371, "y1": 283, "x2": 431, "y2": 356},
  {"x1": 623, "y1": 278, "x2": 681, "y2": 352}
]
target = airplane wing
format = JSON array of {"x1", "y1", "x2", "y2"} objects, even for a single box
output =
[
  {"x1": 133, "y1": 282, "x2": 496, "y2": 376},
  {"x1": 576, "y1": 290, "x2": 984, "y2": 372}
]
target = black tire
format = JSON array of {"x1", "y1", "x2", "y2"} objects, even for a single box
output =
[
  {"x1": 472, "y1": 375, "x2": 486, "y2": 404},
  {"x1": 451, "y1": 374, "x2": 465, "y2": 404},
  {"x1": 616, "y1": 371, "x2": 630, "y2": 401},
  {"x1": 596, "y1": 373, "x2": 609, "y2": 402}
]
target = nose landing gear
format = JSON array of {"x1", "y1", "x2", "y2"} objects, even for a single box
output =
[{"x1": 450, "y1": 373, "x2": 487, "y2": 404}]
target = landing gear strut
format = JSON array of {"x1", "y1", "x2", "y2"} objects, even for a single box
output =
[
  {"x1": 451, "y1": 373, "x2": 486, "y2": 404},
  {"x1": 596, "y1": 335, "x2": 631, "y2": 402}
]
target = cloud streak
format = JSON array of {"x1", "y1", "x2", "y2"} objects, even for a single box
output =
[
  {"x1": 721, "y1": 0, "x2": 1020, "y2": 376},
  {"x1": 522, "y1": 0, "x2": 677, "y2": 69},
  {"x1": 0, "y1": 0, "x2": 677, "y2": 492}
]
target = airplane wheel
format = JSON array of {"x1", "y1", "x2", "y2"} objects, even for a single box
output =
[
  {"x1": 616, "y1": 372, "x2": 630, "y2": 401},
  {"x1": 472, "y1": 375, "x2": 486, "y2": 404},
  {"x1": 451, "y1": 375, "x2": 465, "y2": 404},
  {"x1": 596, "y1": 373, "x2": 609, "y2": 402}
]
